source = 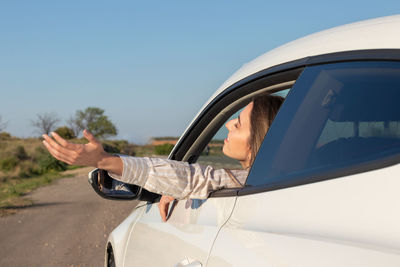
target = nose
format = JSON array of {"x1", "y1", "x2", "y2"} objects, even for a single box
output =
[{"x1": 225, "y1": 118, "x2": 235, "y2": 130}]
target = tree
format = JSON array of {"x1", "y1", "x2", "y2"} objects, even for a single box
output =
[
  {"x1": 70, "y1": 107, "x2": 117, "y2": 139},
  {"x1": 31, "y1": 112, "x2": 60, "y2": 135},
  {"x1": 67, "y1": 116, "x2": 82, "y2": 137},
  {"x1": 0, "y1": 115, "x2": 8, "y2": 132}
]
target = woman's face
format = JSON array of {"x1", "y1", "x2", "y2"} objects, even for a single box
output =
[{"x1": 222, "y1": 102, "x2": 253, "y2": 169}]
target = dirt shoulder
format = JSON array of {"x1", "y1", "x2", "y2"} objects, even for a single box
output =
[{"x1": 0, "y1": 167, "x2": 138, "y2": 266}]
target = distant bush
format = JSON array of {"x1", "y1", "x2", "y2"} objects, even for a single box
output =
[
  {"x1": 0, "y1": 132, "x2": 11, "y2": 140},
  {"x1": 120, "y1": 143, "x2": 136, "y2": 156},
  {"x1": 112, "y1": 140, "x2": 136, "y2": 156},
  {"x1": 111, "y1": 140, "x2": 128, "y2": 150},
  {"x1": 0, "y1": 156, "x2": 19, "y2": 172},
  {"x1": 154, "y1": 143, "x2": 174, "y2": 155},
  {"x1": 152, "y1": 137, "x2": 178, "y2": 141},
  {"x1": 55, "y1": 126, "x2": 76, "y2": 139},
  {"x1": 102, "y1": 142, "x2": 120, "y2": 154},
  {"x1": 133, "y1": 145, "x2": 154, "y2": 157},
  {"x1": 101, "y1": 140, "x2": 136, "y2": 156},
  {"x1": 18, "y1": 161, "x2": 40, "y2": 178},
  {"x1": 38, "y1": 155, "x2": 67, "y2": 173},
  {"x1": 31, "y1": 147, "x2": 47, "y2": 163},
  {"x1": 14, "y1": 145, "x2": 29, "y2": 160}
]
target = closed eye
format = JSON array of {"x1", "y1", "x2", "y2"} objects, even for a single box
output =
[{"x1": 234, "y1": 117, "x2": 240, "y2": 128}]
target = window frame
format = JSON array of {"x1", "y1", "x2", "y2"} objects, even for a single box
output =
[
  {"x1": 169, "y1": 68, "x2": 304, "y2": 198},
  {"x1": 170, "y1": 68, "x2": 303, "y2": 163}
]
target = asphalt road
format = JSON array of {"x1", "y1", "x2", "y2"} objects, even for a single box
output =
[{"x1": 0, "y1": 167, "x2": 138, "y2": 267}]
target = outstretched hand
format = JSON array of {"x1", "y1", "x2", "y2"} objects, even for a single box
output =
[{"x1": 42, "y1": 129, "x2": 108, "y2": 168}]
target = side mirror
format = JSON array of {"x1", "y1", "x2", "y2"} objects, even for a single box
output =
[{"x1": 88, "y1": 168, "x2": 142, "y2": 200}]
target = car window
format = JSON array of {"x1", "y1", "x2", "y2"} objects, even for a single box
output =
[{"x1": 246, "y1": 61, "x2": 400, "y2": 187}]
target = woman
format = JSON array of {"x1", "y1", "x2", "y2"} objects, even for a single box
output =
[{"x1": 42, "y1": 94, "x2": 283, "y2": 220}]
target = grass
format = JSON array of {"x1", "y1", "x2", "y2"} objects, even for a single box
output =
[
  {"x1": 0, "y1": 135, "x2": 92, "y2": 214},
  {"x1": 0, "y1": 171, "x2": 74, "y2": 216}
]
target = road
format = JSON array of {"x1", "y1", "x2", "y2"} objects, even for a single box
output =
[{"x1": 0, "y1": 167, "x2": 138, "y2": 267}]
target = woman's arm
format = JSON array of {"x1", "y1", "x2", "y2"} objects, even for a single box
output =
[
  {"x1": 43, "y1": 130, "x2": 247, "y2": 199},
  {"x1": 42, "y1": 130, "x2": 123, "y2": 175},
  {"x1": 110, "y1": 156, "x2": 248, "y2": 200}
]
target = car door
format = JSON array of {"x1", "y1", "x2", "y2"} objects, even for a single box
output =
[
  {"x1": 208, "y1": 59, "x2": 400, "y2": 266},
  {"x1": 119, "y1": 67, "x2": 303, "y2": 267}
]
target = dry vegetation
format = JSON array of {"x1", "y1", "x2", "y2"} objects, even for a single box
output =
[{"x1": 0, "y1": 134, "x2": 140, "y2": 213}]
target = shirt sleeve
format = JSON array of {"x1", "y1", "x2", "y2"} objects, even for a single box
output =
[{"x1": 108, "y1": 156, "x2": 248, "y2": 200}]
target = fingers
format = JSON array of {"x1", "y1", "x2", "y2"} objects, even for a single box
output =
[
  {"x1": 42, "y1": 139, "x2": 73, "y2": 164},
  {"x1": 158, "y1": 195, "x2": 175, "y2": 222},
  {"x1": 51, "y1": 132, "x2": 76, "y2": 149},
  {"x1": 42, "y1": 133, "x2": 78, "y2": 165},
  {"x1": 158, "y1": 199, "x2": 169, "y2": 222},
  {"x1": 42, "y1": 134, "x2": 71, "y2": 155},
  {"x1": 83, "y1": 129, "x2": 101, "y2": 145}
]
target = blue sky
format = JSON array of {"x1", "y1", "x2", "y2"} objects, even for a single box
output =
[{"x1": 1, "y1": 1, "x2": 399, "y2": 144}]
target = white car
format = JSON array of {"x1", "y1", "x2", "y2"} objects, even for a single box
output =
[{"x1": 90, "y1": 15, "x2": 400, "y2": 267}]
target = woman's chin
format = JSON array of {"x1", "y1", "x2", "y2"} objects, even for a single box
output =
[
  {"x1": 222, "y1": 146, "x2": 228, "y2": 156},
  {"x1": 222, "y1": 147, "x2": 234, "y2": 160}
]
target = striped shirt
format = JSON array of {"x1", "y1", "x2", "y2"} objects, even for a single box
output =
[{"x1": 108, "y1": 156, "x2": 249, "y2": 199}]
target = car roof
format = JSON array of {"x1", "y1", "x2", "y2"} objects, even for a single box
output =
[
  {"x1": 210, "y1": 14, "x2": 400, "y2": 103},
  {"x1": 177, "y1": 15, "x2": 400, "y2": 149}
]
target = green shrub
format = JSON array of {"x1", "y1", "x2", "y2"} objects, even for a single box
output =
[
  {"x1": 54, "y1": 126, "x2": 76, "y2": 139},
  {"x1": 133, "y1": 145, "x2": 154, "y2": 157},
  {"x1": 14, "y1": 145, "x2": 29, "y2": 160},
  {"x1": 38, "y1": 155, "x2": 67, "y2": 173},
  {"x1": 102, "y1": 142, "x2": 120, "y2": 154},
  {"x1": 110, "y1": 140, "x2": 128, "y2": 150},
  {"x1": 18, "y1": 161, "x2": 40, "y2": 178},
  {"x1": 154, "y1": 144, "x2": 174, "y2": 155},
  {"x1": 120, "y1": 143, "x2": 136, "y2": 156},
  {"x1": 104, "y1": 140, "x2": 136, "y2": 156},
  {"x1": 0, "y1": 156, "x2": 19, "y2": 172},
  {"x1": 34, "y1": 146, "x2": 47, "y2": 155},
  {"x1": 31, "y1": 147, "x2": 47, "y2": 163}
]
